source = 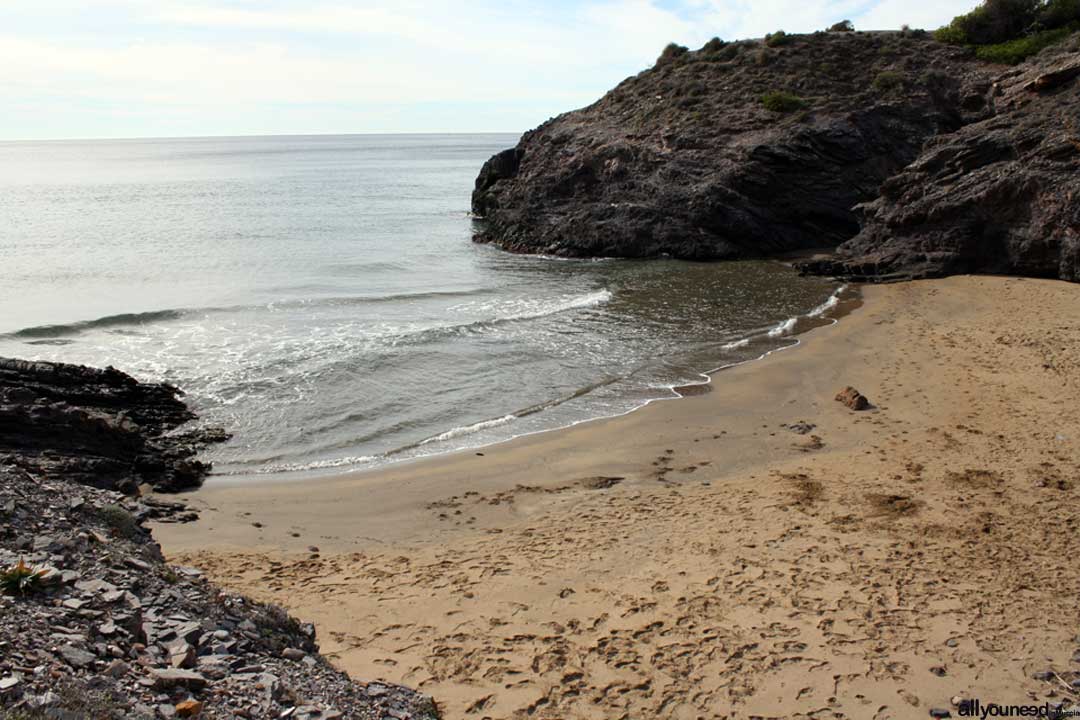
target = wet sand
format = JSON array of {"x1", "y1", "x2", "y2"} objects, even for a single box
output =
[{"x1": 154, "y1": 275, "x2": 1080, "y2": 719}]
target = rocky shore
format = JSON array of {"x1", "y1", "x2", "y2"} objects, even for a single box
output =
[
  {"x1": 472, "y1": 29, "x2": 1079, "y2": 282},
  {"x1": 0, "y1": 359, "x2": 438, "y2": 720},
  {"x1": 0, "y1": 358, "x2": 227, "y2": 496}
]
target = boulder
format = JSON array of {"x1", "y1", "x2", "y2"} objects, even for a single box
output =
[{"x1": 835, "y1": 386, "x2": 870, "y2": 410}]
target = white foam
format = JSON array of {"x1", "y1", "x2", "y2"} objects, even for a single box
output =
[
  {"x1": 506, "y1": 289, "x2": 612, "y2": 322},
  {"x1": 767, "y1": 317, "x2": 798, "y2": 337},
  {"x1": 807, "y1": 284, "x2": 847, "y2": 317},
  {"x1": 254, "y1": 454, "x2": 379, "y2": 474},
  {"x1": 419, "y1": 414, "x2": 517, "y2": 446},
  {"x1": 722, "y1": 338, "x2": 751, "y2": 350}
]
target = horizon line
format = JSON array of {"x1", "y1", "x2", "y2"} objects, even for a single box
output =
[{"x1": 0, "y1": 130, "x2": 525, "y2": 144}]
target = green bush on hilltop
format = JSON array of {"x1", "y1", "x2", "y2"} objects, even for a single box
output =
[
  {"x1": 764, "y1": 30, "x2": 792, "y2": 47},
  {"x1": 935, "y1": 0, "x2": 1080, "y2": 62},
  {"x1": 976, "y1": 25, "x2": 1076, "y2": 61},
  {"x1": 657, "y1": 42, "x2": 689, "y2": 65},
  {"x1": 829, "y1": 20, "x2": 855, "y2": 31},
  {"x1": 761, "y1": 91, "x2": 807, "y2": 112},
  {"x1": 702, "y1": 36, "x2": 726, "y2": 53}
]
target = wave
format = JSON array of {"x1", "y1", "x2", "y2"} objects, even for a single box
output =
[
  {"x1": 240, "y1": 454, "x2": 379, "y2": 475},
  {"x1": 764, "y1": 284, "x2": 848, "y2": 339},
  {"x1": 418, "y1": 414, "x2": 516, "y2": 445},
  {"x1": 721, "y1": 337, "x2": 750, "y2": 350},
  {"x1": 807, "y1": 284, "x2": 847, "y2": 317},
  {"x1": 767, "y1": 317, "x2": 798, "y2": 337},
  {"x1": 386, "y1": 289, "x2": 613, "y2": 346},
  {"x1": 5, "y1": 309, "x2": 188, "y2": 339},
  {"x1": 1, "y1": 288, "x2": 497, "y2": 341}
]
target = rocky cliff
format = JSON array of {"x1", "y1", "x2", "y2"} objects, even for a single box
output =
[
  {"x1": 799, "y1": 38, "x2": 1080, "y2": 282},
  {"x1": 472, "y1": 30, "x2": 1080, "y2": 282},
  {"x1": 0, "y1": 358, "x2": 438, "y2": 719}
]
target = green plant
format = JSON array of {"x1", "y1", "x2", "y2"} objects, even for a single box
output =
[
  {"x1": 829, "y1": 19, "x2": 855, "y2": 31},
  {"x1": 1040, "y1": 0, "x2": 1080, "y2": 26},
  {"x1": 873, "y1": 70, "x2": 905, "y2": 90},
  {"x1": 702, "y1": 36, "x2": 726, "y2": 53},
  {"x1": 657, "y1": 42, "x2": 689, "y2": 65},
  {"x1": 761, "y1": 91, "x2": 807, "y2": 112},
  {"x1": 975, "y1": 24, "x2": 1076, "y2": 61},
  {"x1": 936, "y1": 0, "x2": 1078, "y2": 47},
  {"x1": 97, "y1": 504, "x2": 138, "y2": 538},
  {"x1": 937, "y1": 0, "x2": 1042, "y2": 45},
  {"x1": 0, "y1": 559, "x2": 54, "y2": 596},
  {"x1": 765, "y1": 30, "x2": 792, "y2": 47}
]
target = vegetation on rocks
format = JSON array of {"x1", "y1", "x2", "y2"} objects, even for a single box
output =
[
  {"x1": 872, "y1": 70, "x2": 905, "y2": 90},
  {"x1": 760, "y1": 90, "x2": 806, "y2": 111},
  {"x1": 936, "y1": 0, "x2": 1080, "y2": 62},
  {"x1": 0, "y1": 559, "x2": 54, "y2": 596},
  {"x1": 764, "y1": 30, "x2": 792, "y2": 47}
]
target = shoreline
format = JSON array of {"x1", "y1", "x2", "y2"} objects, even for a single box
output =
[
  {"x1": 154, "y1": 275, "x2": 1080, "y2": 718},
  {"x1": 202, "y1": 278, "x2": 857, "y2": 485}
]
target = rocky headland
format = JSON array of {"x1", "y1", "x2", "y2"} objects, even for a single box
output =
[
  {"x1": 0, "y1": 358, "x2": 437, "y2": 720},
  {"x1": 472, "y1": 29, "x2": 1080, "y2": 281}
]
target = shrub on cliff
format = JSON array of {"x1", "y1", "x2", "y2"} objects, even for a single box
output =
[
  {"x1": 873, "y1": 70, "x2": 905, "y2": 90},
  {"x1": 829, "y1": 20, "x2": 855, "y2": 31},
  {"x1": 657, "y1": 42, "x2": 689, "y2": 65},
  {"x1": 761, "y1": 91, "x2": 806, "y2": 112},
  {"x1": 765, "y1": 30, "x2": 792, "y2": 47},
  {"x1": 975, "y1": 24, "x2": 1077, "y2": 61},
  {"x1": 702, "y1": 36, "x2": 726, "y2": 53},
  {"x1": 97, "y1": 503, "x2": 139, "y2": 538},
  {"x1": 936, "y1": 0, "x2": 1079, "y2": 45}
]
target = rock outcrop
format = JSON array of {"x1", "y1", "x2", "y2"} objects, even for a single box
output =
[
  {"x1": 0, "y1": 357, "x2": 440, "y2": 719},
  {"x1": 472, "y1": 31, "x2": 994, "y2": 259},
  {"x1": 0, "y1": 358, "x2": 228, "y2": 494},
  {"x1": 0, "y1": 465, "x2": 438, "y2": 719},
  {"x1": 798, "y1": 38, "x2": 1080, "y2": 282},
  {"x1": 472, "y1": 29, "x2": 1080, "y2": 282}
]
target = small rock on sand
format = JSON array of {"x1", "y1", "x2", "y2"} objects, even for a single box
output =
[{"x1": 835, "y1": 386, "x2": 870, "y2": 410}]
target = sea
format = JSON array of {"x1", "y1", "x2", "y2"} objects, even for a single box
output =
[{"x1": 0, "y1": 134, "x2": 843, "y2": 479}]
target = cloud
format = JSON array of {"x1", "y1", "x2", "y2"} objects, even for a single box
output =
[{"x1": 0, "y1": 0, "x2": 981, "y2": 139}]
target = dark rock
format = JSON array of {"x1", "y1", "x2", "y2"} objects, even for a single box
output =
[
  {"x1": 1033, "y1": 670, "x2": 1056, "y2": 681},
  {"x1": 59, "y1": 644, "x2": 97, "y2": 669},
  {"x1": 150, "y1": 668, "x2": 207, "y2": 690},
  {"x1": 0, "y1": 357, "x2": 229, "y2": 494},
  {"x1": 472, "y1": 32, "x2": 992, "y2": 260},
  {"x1": 930, "y1": 709, "x2": 952, "y2": 719},
  {"x1": 799, "y1": 41, "x2": 1080, "y2": 283},
  {"x1": 472, "y1": 29, "x2": 1080, "y2": 286},
  {"x1": 835, "y1": 386, "x2": 870, "y2": 411}
]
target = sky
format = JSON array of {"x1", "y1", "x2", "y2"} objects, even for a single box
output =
[{"x1": 1, "y1": 0, "x2": 981, "y2": 140}]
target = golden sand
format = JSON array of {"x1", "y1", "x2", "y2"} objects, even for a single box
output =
[{"x1": 154, "y1": 276, "x2": 1080, "y2": 719}]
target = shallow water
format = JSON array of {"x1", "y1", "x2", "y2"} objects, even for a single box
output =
[{"x1": 0, "y1": 134, "x2": 841, "y2": 478}]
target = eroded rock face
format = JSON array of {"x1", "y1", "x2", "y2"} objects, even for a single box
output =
[
  {"x1": 472, "y1": 31, "x2": 993, "y2": 259},
  {"x1": 798, "y1": 40, "x2": 1080, "y2": 282},
  {"x1": 0, "y1": 358, "x2": 227, "y2": 494}
]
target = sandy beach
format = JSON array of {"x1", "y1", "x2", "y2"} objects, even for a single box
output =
[{"x1": 154, "y1": 275, "x2": 1080, "y2": 719}]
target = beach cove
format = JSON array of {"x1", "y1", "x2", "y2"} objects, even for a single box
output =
[{"x1": 155, "y1": 275, "x2": 1080, "y2": 719}]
